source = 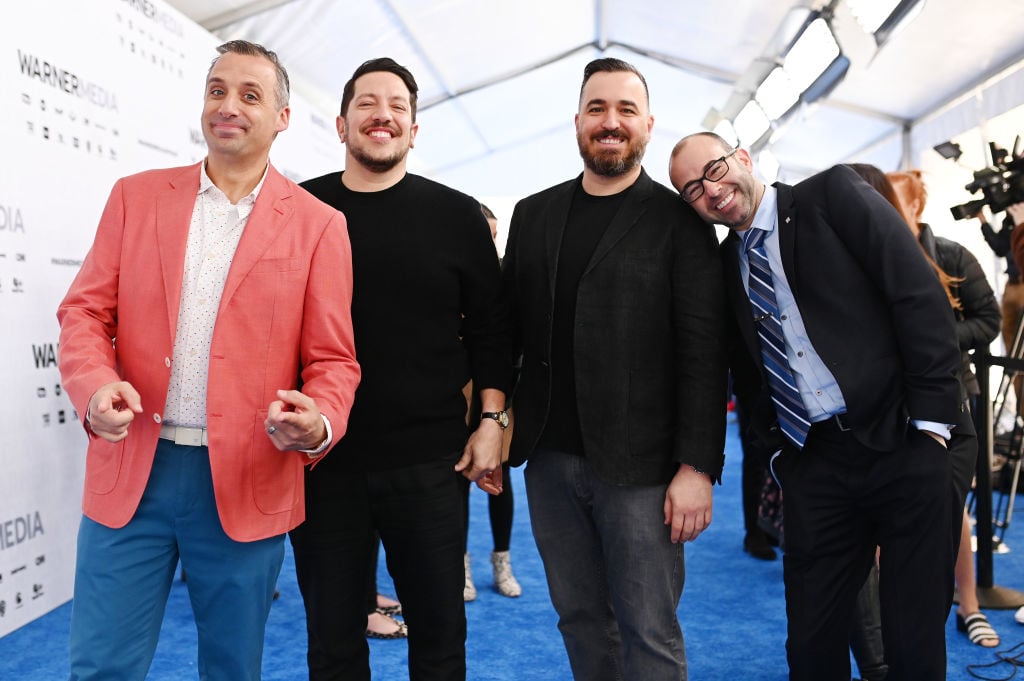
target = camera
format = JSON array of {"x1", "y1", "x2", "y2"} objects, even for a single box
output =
[{"x1": 950, "y1": 137, "x2": 1024, "y2": 220}]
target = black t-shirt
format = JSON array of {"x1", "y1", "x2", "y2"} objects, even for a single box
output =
[{"x1": 537, "y1": 183, "x2": 629, "y2": 456}]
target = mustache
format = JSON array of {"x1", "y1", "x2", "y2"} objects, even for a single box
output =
[
  {"x1": 362, "y1": 122, "x2": 401, "y2": 135},
  {"x1": 591, "y1": 129, "x2": 627, "y2": 141}
]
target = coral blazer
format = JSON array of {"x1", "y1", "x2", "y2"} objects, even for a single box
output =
[{"x1": 57, "y1": 162, "x2": 360, "y2": 542}]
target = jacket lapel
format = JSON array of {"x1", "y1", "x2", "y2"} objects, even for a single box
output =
[
  {"x1": 774, "y1": 181, "x2": 799, "y2": 299},
  {"x1": 220, "y1": 164, "x2": 292, "y2": 311},
  {"x1": 723, "y1": 231, "x2": 760, "y2": 357},
  {"x1": 544, "y1": 178, "x2": 577, "y2": 293}
]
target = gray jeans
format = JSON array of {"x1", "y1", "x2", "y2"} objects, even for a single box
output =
[{"x1": 525, "y1": 448, "x2": 687, "y2": 681}]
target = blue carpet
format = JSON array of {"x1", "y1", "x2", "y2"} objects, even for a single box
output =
[{"x1": 5, "y1": 417, "x2": 1024, "y2": 679}]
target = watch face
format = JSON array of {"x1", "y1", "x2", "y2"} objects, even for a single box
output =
[{"x1": 484, "y1": 411, "x2": 508, "y2": 428}]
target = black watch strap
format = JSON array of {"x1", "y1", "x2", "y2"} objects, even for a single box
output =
[{"x1": 480, "y1": 410, "x2": 509, "y2": 429}]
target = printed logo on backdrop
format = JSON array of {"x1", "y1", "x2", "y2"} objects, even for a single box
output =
[
  {"x1": 0, "y1": 510, "x2": 48, "y2": 617},
  {"x1": 31, "y1": 343, "x2": 75, "y2": 429},
  {"x1": 118, "y1": 2, "x2": 197, "y2": 159},
  {"x1": 118, "y1": 0, "x2": 187, "y2": 79},
  {"x1": 0, "y1": 204, "x2": 25, "y2": 234},
  {"x1": 121, "y1": 0, "x2": 185, "y2": 39},
  {"x1": 17, "y1": 50, "x2": 120, "y2": 160},
  {"x1": 0, "y1": 513, "x2": 45, "y2": 552},
  {"x1": 0, "y1": 203, "x2": 28, "y2": 295}
]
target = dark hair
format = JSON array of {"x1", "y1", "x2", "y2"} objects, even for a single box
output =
[
  {"x1": 479, "y1": 203, "x2": 496, "y2": 220},
  {"x1": 579, "y1": 58, "x2": 649, "y2": 107},
  {"x1": 340, "y1": 58, "x2": 419, "y2": 121},
  {"x1": 846, "y1": 163, "x2": 903, "y2": 212},
  {"x1": 209, "y1": 40, "x2": 290, "y2": 109}
]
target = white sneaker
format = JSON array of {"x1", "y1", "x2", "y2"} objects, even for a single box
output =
[
  {"x1": 491, "y1": 550, "x2": 522, "y2": 597},
  {"x1": 1015, "y1": 605, "x2": 1024, "y2": 624},
  {"x1": 463, "y1": 552, "x2": 476, "y2": 602}
]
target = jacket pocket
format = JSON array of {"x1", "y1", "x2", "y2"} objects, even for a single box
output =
[
  {"x1": 250, "y1": 410, "x2": 300, "y2": 515},
  {"x1": 85, "y1": 439, "x2": 125, "y2": 495}
]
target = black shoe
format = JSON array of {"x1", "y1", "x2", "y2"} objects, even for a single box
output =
[{"x1": 743, "y1": 535, "x2": 777, "y2": 561}]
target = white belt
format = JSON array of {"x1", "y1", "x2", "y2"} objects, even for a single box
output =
[{"x1": 159, "y1": 424, "x2": 208, "y2": 447}]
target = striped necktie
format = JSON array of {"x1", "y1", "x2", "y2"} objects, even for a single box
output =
[{"x1": 741, "y1": 227, "x2": 811, "y2": 449}]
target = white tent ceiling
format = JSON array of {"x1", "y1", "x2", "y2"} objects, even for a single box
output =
[{"x1": 166, "y1": 0, "x2": 1024, "y2": 198}]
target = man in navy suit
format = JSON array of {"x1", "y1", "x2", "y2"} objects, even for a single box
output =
[
  {"x1": 670, "y1": 132, "x2": 963, "y2": 681},
  {"x1": 502, "y1": 60, "x2": 727, "y2": 680}
]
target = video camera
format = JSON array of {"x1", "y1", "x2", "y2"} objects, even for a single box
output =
[{"x1": 950, "y1": 136, "x2": 1024, "y2": 220}]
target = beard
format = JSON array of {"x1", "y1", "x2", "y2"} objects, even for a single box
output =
[
  {"x1": 577, "y1": 131, "x2": 647, "y2": 177},
  {"x1": 349, "y1": 144, "x2": 407, "y2": 173},
  {"x1": 706, "y1": 174, "x2": 760, "y2": 229}
]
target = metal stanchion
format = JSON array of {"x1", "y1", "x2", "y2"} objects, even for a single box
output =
[{"x1": 973, "y1": 346, "x2": 1024, "y2": 608}]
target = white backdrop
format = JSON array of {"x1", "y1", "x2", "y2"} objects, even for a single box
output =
[{"x1": 0, "y1": 0, "x2": 340, "y2": 637}]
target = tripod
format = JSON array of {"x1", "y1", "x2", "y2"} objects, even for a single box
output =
[{"x1": 986, "y1": 311, "x2": 1024, "y2": 546}]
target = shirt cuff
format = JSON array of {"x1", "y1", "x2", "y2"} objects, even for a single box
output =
[
  {"x1": 912, "y1": 419, "x2": 952, "y2": 441},
  {"x1": 300, "y1": 414, "x2": 333, "y2": 457}
]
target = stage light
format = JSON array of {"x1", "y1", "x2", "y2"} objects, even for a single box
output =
[
  {"x1": 783, "y1": 17, "x2": 842, "y2": 94},
  {"x1": 847, "y1": 0, "x2": 925, "y2": 46},
  {"x1": 848, "y1": 0, "x2": 902, "y2": 32},
  {"x1": 933, "y1": 140, "x2": 963, "y2": 161},
  {"x1": 714, "y1": 8, "x2": 849, "y2": 152},
  {"x1": 755, "y1": 67, "x2": 801, "y2": 121},
  {"x1": 733, "y1": 100, "x2": 771, "y2": 147},
  {"x1": 758, "y1": 149, "x2": 781, "y2": 184},
  {"x1": 712, "y1": 118, "x2": 739, "y2": 149}
]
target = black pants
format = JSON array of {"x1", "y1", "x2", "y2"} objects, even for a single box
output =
[
  {"x1": 458, "y1": 462, "x2": 514, "y2": 552},
  {"x1": 290, "y1": 456, "x2": 467, "y2": 681},
  {"x1": 736, "y1": 399, "x2": 774, "y2": 540},
  {"x1": 775, "y1": 422, "x2": 953, "y2": 681}
]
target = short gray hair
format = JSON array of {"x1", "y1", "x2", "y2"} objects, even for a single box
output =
[{"x1": 208, "y1": 40, "x2": 290, "y2": 110}]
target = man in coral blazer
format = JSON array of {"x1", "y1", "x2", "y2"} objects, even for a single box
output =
[{"x1": 56, "y1": 41, "x2": 359, "y2": 681}]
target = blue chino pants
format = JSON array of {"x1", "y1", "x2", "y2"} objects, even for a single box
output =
[{"x1": 68, "y1": 439, "x2": 285, "y2": 681}]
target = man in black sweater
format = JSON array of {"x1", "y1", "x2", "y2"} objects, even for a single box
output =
[
  {"x1": 289, "y1": 58, "x2": 510, "y2": 681},
  {"x1": 501, "y1": 58, "x2": 727, "y2": 680}
]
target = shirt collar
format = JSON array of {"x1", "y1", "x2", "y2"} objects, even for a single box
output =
[
  {"x1": 748, "y1": 184, "x2": 779, "y2": 235},
  {"x1": 198, "y1": 161, "x2": 269, "y2": 206}
]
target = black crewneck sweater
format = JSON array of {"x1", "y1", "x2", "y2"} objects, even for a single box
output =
[{"x1": 301, "y1": 171, "x2": 508, "y2": 471}]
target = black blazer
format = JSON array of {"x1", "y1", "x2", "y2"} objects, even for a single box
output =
[
  {"x1": 725, "y1": 165, "x2": 963, "y2": 453},
  {"x1": 502, "y1": 170, "x2": 728, "y2": 484}
]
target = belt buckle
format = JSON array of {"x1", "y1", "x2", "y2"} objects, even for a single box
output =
[{"x1": 174, "y1": 426, "x2": 205, "y2": 447}]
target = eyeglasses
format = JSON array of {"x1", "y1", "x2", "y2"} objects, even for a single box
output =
[{"x1": 680, "y1": 148, "x2": 739, "y2": 203}]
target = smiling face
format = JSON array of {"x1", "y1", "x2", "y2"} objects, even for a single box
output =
[
  {"x1": 202, "y1": 51, "x2": 289, "y2": 163},
  {"x1": 338, "y1": 70, "x2": 418, "y2": 174},
  {"x1": 669, "y1": 134, "x2": 762, "y2": 231},
  {"x1": 575, "y1": 70, "x2": 652, "y2": 179}
]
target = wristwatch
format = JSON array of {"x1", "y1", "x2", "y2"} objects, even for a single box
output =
[{"x1": 480, "y1": 410, "x2": 509, "y2": 429}]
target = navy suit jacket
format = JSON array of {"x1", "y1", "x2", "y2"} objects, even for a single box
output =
[{"x1": 724, "y1": 165, "x2": 963, "y2": 453}]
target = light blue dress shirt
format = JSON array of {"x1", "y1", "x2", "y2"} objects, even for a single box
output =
[
  {"x1": 738, "y1": 186, "x2": 845, "y2": 423},
  {"x1": 737, "y1": 185, "x2": 950, "y2": 439}
]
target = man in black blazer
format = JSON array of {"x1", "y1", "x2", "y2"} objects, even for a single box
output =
[
  {"x1": 501, "y1": 59, "x2": 726, "y2": 680},
  {"x1": 669, "y1": 132, "x2": 963, "y2": 681}
]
